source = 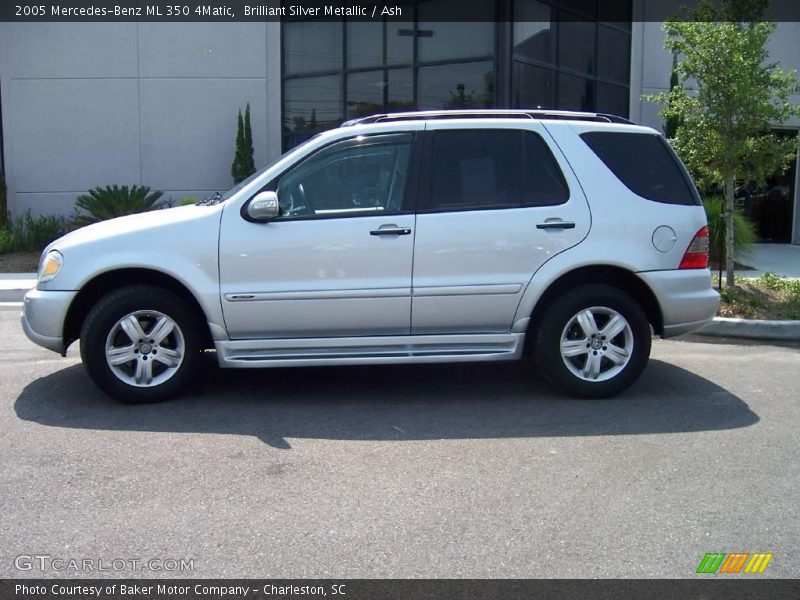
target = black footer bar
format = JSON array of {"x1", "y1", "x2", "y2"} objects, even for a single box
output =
[{"x1": 3, "y1": 579, "x2": 800, "y2": 600}]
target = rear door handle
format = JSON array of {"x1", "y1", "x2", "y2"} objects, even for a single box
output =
[
  {"x1": 370, "y1": 225, "x2": 412, "y2": 236},
  {"x1": 537, "y1": 220, "x2": 576, "y2": 230}
]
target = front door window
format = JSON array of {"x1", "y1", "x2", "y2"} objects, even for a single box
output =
[{"x1": 277, "y1": 135, "x2": 412, "y2": 218}]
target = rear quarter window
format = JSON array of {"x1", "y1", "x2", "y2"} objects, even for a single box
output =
[{"x1": 580, "y1": 131, "x2": 700, "y2": 206}]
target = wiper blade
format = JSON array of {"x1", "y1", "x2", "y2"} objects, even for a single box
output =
[{"x1": 199, "y1": 191, "x2": 222, "y2": 206}]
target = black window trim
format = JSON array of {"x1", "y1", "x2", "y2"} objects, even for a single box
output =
[
  {"x1": 657, "y1": 134, "x2": 703, "y2": 206},
  {"x1": 416, "y1": 127, "x2": 571, "y2": 215},
  {"x1": 522, "y1": 128, "x2": 572, "y2": 207},
  {"x1": 242, "y1": 132, "x2": 422, "y2": 223}
]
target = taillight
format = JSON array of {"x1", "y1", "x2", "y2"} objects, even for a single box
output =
[{"x1": 679, "y1": 226, "x2": 710, "y2": 269}]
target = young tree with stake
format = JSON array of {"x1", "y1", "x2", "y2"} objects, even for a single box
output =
[{"x1": 648, "y1": 0, "x2": 800, "y2": 287}]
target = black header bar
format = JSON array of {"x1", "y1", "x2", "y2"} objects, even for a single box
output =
[{"x1": 3, "y1": 0, "x2": 800, "y2": 23}]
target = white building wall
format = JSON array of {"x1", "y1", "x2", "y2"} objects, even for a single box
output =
[
  {"x1": 631, "y1": 20, "x2": 800, "y2": 131},
  {"x1": 0, "y1": 22, "x2": 282, "y2": 218}
]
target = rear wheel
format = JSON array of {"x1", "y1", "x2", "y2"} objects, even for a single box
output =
[
  {"x1": 80, "y1": 286, "x2": 204, "y2": 404},
  {"x1": 533, "y1": 284, "x2": 651, "y2": 398}
]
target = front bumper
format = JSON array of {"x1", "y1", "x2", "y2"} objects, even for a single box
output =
[
  {"x1": 20, "y1": 288, "x2": 77, "y2": 354},
  {"x1": 637, "y1": 269, "x2": 720, "y2": 339}
]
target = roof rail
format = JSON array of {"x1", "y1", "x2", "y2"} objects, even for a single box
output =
[
  {"x1": 595, "y1": 113, "x2": 636, "y2": 125},
  {"x1": 341, "y1": 109, "x2": 635, "y2": 127}
]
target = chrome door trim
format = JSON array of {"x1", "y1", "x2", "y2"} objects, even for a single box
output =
[
  {"x1": 413, "y1": 283, "x2": 522, "y2": 297},
  {"x1": 224, "y1": 287, "x2": 410, "y2": 302}
]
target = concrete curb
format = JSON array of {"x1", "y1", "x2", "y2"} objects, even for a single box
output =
[
  {"x1": 0, "y1": 274, "x2": 36, "y2": 303},
  {"x1": 698, "y1": 317, "x2": 800, "y2": 341}
]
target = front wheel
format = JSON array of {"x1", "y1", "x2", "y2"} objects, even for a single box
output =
[
  {"x1": 533, "y1": 284, "x2": 651, "y2": 398},
  {"x1": 80, "y1": 285, "x2": 204, "y2": 404}
]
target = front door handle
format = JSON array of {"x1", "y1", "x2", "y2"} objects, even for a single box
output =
[
  {"x1": 370, "y1": 225, "x2": 412, "y2": 236},
  {"x1": 537, "y1": 220, "x2": 576, "y2": 230}
]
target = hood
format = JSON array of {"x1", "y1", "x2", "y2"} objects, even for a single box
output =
[{"x1": 50, "y1": 204, "x2": 222, "y2": 252}]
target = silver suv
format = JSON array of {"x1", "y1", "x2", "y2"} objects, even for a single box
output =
[{"x1": 21, "y1": 110, "x2": 719, "y2": 403}]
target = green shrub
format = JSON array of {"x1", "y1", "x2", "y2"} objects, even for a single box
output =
[
  {"x1": 21, "y1": 212, "x2": 66, "y2": 250},
  {"x1": 0, "y1": 228, "x2": 13, "y2": 253},
  {"x1": 74, "y1": 185, "x2": 164, "y2": 224},
  {"x1": 752, "y1": 272, "x2": 800, "y2": 319},
  {"x1": 0, "y1": 171, "x2": 7, "y2": 227},
  {"x1": 703, "y1": 196, "x2": 758, "y2": 265},
  {"x1": 760, "y1": 272, "x2": 800, "y2": 298},
  {"x1": 760, "y1": 271, "x2": 784, "y2": 291},
  {"x1": 0, "y1": 210, "x2": 68, "y2": 253}
]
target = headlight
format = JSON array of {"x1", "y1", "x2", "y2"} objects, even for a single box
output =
[{"x1": 38, "y1": 250, "x2": 63, "y2": 283}]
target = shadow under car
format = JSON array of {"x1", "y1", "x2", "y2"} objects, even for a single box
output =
[{"x1": 14, "y1": 358, "x2": 759, "y2": 449}]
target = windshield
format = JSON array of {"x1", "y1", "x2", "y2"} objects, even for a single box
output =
[{"x1": 217, "y1": 134, "x2": 323, "y2": 202}]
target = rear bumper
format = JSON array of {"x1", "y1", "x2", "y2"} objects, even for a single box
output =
[
  {"x1": 21, "y1": 288, "x2": 77, "y2": 354},
  {"x1": 637, "y1": 269, "x2": 719, "y2": 339}
]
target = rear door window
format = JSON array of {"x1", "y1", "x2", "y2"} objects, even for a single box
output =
[
  {"x1": 427, "y1": 130, "x2": 522, "y2": 211},
  {"x1": 580, "y1": 131, "x2": 700, "y2": 206},
  {"x1": 423, "y1": 129, "x2": 569, "y2": 211}
]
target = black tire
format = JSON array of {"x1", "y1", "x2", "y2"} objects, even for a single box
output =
[
  {"x1": 80, "y1": 285, "x2": 204, "y2": 404},
  {"x1": 533, "y1": 284, "x2": 651, "y2": 399}
]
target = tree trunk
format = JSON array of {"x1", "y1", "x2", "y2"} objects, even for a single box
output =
[{"x1": 724, "y1": 167, "x2": 736, "y2": 288}]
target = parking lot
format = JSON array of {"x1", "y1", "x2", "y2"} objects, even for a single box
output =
[{"x1": 0, "y1": 306, "x2": 798, "y2": 578}]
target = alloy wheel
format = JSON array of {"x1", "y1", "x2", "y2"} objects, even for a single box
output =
[
  {"x1": 104, "y1": 310, "x2": 185, "y2": 387},
  {"x1": 559, "y1": 306, "x2": 634, "y2": 382}
]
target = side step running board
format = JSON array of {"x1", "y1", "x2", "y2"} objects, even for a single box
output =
[{"x1": 216, "y1": 333, "x2": 524, "y2": 368}]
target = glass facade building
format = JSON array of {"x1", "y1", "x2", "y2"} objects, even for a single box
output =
[{"x1": 282, "y1": 0, "x2": 632, "y2": 149}]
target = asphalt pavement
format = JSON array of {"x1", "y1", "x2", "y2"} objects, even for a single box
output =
[{"x1": 0, "y1": 306, "x2": 798, "y2": 578}]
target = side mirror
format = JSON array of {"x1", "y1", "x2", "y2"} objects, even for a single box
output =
[{"x1": 246, "y1": 191, "x2": 280, "y2": 222}]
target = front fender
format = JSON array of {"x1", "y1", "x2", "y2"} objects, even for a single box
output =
[{"x1": 39, "y1": 207, "x2": 225, "y2": 336}]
